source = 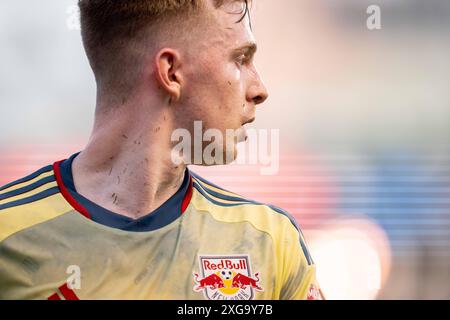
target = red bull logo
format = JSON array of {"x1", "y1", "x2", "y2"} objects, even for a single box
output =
[{"x1": 193, "y1": 255, "x2": 263, "y2": 300}]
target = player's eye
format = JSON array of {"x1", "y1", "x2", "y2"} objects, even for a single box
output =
[{"x1": 236, "y1": 54, "x2": 250, "y2": 65}]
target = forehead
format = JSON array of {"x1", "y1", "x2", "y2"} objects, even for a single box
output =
[{"x1": 206, "y1": 1, "x2": 256, "y2": 50}]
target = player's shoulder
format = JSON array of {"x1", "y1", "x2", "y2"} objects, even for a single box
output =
[
  {"x1": 0, "y1": 164, "x2": 58, "y2": 211},
  {"x1": 0, "y1": 163, "x2": 70, "y2": 242},
  {"x1": 189, "y1": 170, "x2": 300, "y2": 232},
  {"x1": 190, "y1": 171, "x2": 314, "y2": 264}
]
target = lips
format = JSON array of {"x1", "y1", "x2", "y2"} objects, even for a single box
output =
[{"x1": 242, "y1": 117, "x2": 256, "y2": 126}]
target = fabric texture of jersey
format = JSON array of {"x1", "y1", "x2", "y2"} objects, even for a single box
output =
[{"x1": 0, "y1": 153, "x2": 322, "y2": 300}]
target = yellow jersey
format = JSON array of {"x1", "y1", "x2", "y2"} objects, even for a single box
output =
[{"x1": 0, "y1": 153, "x2": 322, "y2": 300}]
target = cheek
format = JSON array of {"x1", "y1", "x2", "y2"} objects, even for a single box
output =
[
  {"x1": 183, "y1": 60, "x2": 245, "y2": 122},
  {"x1": 228, "y1": 62, "x2": 242, "y2": 83},
  {"x1": 222, "y1": 64, "x2": 246, "y2": 106},
  {"x1": 198, "y1": 64, "x2": 244, "y2": 115}
]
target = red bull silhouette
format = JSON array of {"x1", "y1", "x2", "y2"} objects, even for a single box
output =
[
  {"x1": 193, "y1": 273, "x2": 225, "y2": 291},
  {"x1": 231, "y1": 272, "x2": 263, "y2": 291}
]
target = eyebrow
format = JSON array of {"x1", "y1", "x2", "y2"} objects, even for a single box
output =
[{"x1": 233, "y1": 42, "x2": 258, "y2": 57}]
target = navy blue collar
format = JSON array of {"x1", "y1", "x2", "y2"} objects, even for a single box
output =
[{"x1": 58, "y1": 153, "x2": 191, "y2": 232}]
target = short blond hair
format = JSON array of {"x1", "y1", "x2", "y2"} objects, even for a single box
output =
[{"x1": 78, "y1": 0, "x2": 251, "y2": 97}]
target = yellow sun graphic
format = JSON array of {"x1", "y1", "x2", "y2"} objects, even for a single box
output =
[{"x1": 217, "y1": 271, "x2": 240, "y2": 295}]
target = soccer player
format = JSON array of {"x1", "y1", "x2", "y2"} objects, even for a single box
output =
[{"x1": 0, "y1": 0, "x2": 323, "y2": 300}]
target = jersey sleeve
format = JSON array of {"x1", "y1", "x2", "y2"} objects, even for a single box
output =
[{"x1": 278, "y1": 219, "x2": 325, "y2": 300}]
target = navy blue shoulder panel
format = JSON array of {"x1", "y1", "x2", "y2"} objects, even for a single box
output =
[
  {"x1": 192, "y1": 181, "x2": 251, "y2": 207},
  {"x1": 190, "y1": 171, "x2": 231, "y2": 192},
  {"x1": 266, "y1": 204, "x2": 314, "y2": 265},
  {"x1": 0, "y1": 187, "x2": 60, "y2": 211},
  {"x1": 192, "y1": 178, "x2": 252, "y2": 204},
  {"x1": 191, "y1": 171, "x2": 314, "y2": 265},
  {"x1": 0, "y1": 165, "x2": 53, "y2": 192},
  {"x1": 0, "y1": 175, "x2": 56, "y2": 201}
]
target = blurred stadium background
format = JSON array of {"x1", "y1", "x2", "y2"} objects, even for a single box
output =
[{"x1": 1, "y1": 0, "x2": 449, "y2": 299}]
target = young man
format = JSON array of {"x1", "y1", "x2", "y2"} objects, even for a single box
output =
[{"x1": 0, "y1": 0, "x2": 323, "y2": 300}]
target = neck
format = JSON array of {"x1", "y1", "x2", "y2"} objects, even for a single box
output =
[{"x1": 72, "y1": 100, "x2": 186, "y2": 220}]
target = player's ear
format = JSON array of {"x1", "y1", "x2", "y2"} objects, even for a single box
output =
[{"x1": 154, "y1": 48, "x2": 183, "y2": 103}]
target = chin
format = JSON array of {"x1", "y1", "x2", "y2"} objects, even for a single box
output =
[{"x1": 195, "y1": 145, "x2": 238, "y2": 167}]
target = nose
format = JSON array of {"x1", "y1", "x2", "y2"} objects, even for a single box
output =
[{"x1": 247, "y1": 71, "x2": 269, "y2": 106}]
